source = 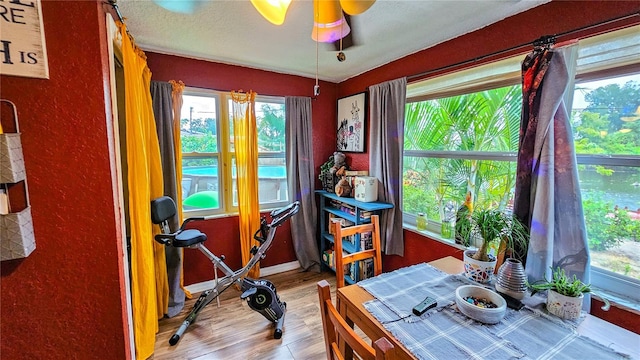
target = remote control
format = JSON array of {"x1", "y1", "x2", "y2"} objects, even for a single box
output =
[{"x1": 412, "y1": 296, "x2": 437, "y2": 316}]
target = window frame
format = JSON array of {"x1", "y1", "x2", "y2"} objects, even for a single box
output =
[{"x1": 180, "y1": 87, "x2": 288, "y2": 217}]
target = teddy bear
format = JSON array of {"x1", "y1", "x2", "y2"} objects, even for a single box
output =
[{"x1": 334, "y1": 176, "x2": 352, "y2": 197}]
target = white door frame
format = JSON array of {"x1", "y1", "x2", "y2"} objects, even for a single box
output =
[{"x1": 105, "y1": 13, "x2": 136, "y2": 359}]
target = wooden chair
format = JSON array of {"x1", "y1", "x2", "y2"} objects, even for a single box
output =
[
  {"x1": 317, "y1": 280, "x2": 395, "y2": 360},
  {"x1": 333, "y1": 215, "x2": 383, "y2": 288}
]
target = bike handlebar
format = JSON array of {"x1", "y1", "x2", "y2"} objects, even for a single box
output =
[{"x1": 270, "y1": 201, "x2": 300, "y2": 227}]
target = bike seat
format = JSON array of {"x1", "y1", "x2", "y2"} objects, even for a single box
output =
[
  {"x1": 151, "y1": 196, "x2": 208, "y2": 247},
  {"x1": 173, "y1": 229, "x2": 207, "y2": 247}
]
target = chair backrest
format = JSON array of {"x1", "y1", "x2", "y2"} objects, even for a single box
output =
[
  {"x1": 333, "y1": 215, "x2": 382, "y2": 288},
  {"x1": 317, "y1": 280, "x2": 395, "y2": 360},
  {"x1": 150, "y1": 196, "x2": 177, "y2": 225}
]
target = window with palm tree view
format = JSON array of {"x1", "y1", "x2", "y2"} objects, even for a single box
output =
[
  {"x1": 180, "y1": 89, "x2": 287, "y2": 214},
  {"x1": 403, "y1": 26, "x2": 639, "y2": 302}
]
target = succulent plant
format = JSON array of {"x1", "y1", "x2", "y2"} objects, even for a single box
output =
[{"x1": 529, "y1": 267, "x2": 591, "y2": 297}]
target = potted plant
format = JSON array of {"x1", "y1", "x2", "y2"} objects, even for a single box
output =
[
  {"x1": 458, "y1": 209, "x2": 529, "y2": 284},
  {"x1": 529, "y1": 267, "x2": 591, "y2": 320}
]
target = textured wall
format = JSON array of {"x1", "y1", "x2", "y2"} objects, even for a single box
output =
[
  {"x1": 1, "y1": 3, "x2": 637, "y2": 360},
  {"x1": 0, "y1": 1, "x2": 130, "y2": 359}
]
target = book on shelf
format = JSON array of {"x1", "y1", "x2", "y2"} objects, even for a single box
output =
[
  {"x1": 359, "y1": 259, "x2": 374, "y2": 280},
  {"x1": 344, "y1": 170, "x2": 369, "y2": 176},
  {"x1": 328, "y1": 214, "x2": 354, "y2": 235},
  {"x1": 348, "y1": 262, "x2": 357, "y2": 282},
  {"x1": 340, "y1": 203, "x2": 356, "y2": 216},
  {"x1": 360, "y1": 231, "x2": 373, "y2": 250},
  {"x1": 322, "y1": 250, "x2": 335, "y2": 269}
]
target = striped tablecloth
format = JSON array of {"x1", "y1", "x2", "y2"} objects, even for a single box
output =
[{"x1": 358, "y1": 263, "x2": 630, "y2": 359}]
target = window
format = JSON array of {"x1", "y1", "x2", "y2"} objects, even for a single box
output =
[
  {"x1": 404, "y1": 74, "x2": 521, "y2": 238},
  {"x1": 404, "y1": 26, "x2": 640, "y2": 303},
  {"x1": 571, "y1": 74, "x2": 640, "y2": 301},
  {"x1": 180, "y1": 88, "x2": 288, "y2": 215}
]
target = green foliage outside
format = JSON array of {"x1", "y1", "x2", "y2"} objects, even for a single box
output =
[
  {"x1": 572, "y1": 81, "x2": 640, "y2": 155},
  {"x1": 181, "y1": 115, "x2": 217, "y2": 167},
  {"x1": 403, "y1": 80, "x2": 640, "y2": 260},
  {"x1": 583, "y1": 192, "x2": 640, "y2": 251},
  {"x1": 572, "y1": 80, "x2": 640, "y2": 253},
  {"x1": 257, "y1": 103, "x2": 285, "y2": 152},
  {"x1": 404, "y1": 85, "x2": 521, "y2": 219}
]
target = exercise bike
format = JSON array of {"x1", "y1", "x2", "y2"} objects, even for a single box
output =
[{"x1": 151, "y1": 196, "x2": 300, "y2": 345}]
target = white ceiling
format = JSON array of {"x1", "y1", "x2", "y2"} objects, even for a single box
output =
[{"x1": 117, "y1": 0, "x2": 550, "y2": 83}]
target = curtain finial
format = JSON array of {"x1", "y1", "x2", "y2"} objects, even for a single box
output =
[{"x1": 533, "y1": 35, "x2": 556, "y2": 50}]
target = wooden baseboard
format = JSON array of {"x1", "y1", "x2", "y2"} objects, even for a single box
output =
[{"x1": 184, "y1": 260, "x2": 301, "y2": 294}]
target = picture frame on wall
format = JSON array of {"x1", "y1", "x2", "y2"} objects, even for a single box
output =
[{"x1": 336, "y1": 92, "x2": 366, "y2": 153}]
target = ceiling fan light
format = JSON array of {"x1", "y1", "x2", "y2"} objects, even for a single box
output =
[
  {"x1": 339, "y1": 0, "x2": 375, "y2": 15},
  {"x1": 312, "y1": 16, "x2": 351, "y2": 42},
  {"x1": 312, "y1": 0, "x2": 351, "y2": 42},
  {"x1": 250, "y1": 0, "x2": 292, "y2": 25}
]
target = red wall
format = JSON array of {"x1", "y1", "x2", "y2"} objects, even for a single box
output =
[
  {"x1": 1, "y1": 3, "x2": 638, "y2": 360},
  {"x1": 146, "y1": 53, "x2": 338, "y2": 284},
  {"x1": 339, "y1": 1, "x2": 640, "y2": 97},
  {"x1": 383, "y1": 231, "x2": 463, "y2": 272},
  {"x1": 343, "y1": 1, "x2": 640, "y2": 334},
  {"x1": 0, "y1": 1, "x2": 130, "y2": 359}
]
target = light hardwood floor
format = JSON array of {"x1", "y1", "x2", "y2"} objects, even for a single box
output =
[{"x1": 152, "y1": 269, "x2": 339, "y2": 360}]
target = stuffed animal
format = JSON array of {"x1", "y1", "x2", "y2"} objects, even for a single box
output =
[
  {"x1": 329, "y1": 152, "x2": 347, "y2": 176},
  {"x1": 335, "y1": 176, "x2": 352, "y2": 197}
]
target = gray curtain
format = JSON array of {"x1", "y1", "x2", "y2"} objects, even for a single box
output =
[
  {"x1": 513, "y1": 44, "x2": 590, "y2": 309},
  {"x1": 285, "y1": 96, "x2": 320, "y2": 271},
  {"x1": 150, "y1": 81, "x2": 185, "y2": 317},
  {"x1": 368, "y1": 77, "x2": 407, "y2": 256}
]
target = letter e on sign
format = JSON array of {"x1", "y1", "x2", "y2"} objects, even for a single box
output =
[{"x1": 0, "y1": 0, "x2": 49, "y2": 79}]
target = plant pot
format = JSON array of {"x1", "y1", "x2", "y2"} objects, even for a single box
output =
[
  {"x1": 495, "y1": 258, "x2": 527, "y2": 300},
  {"x1": 463, "y1": 249, "x2": 496, "y2": 284},
  {"x1": 546, "y1": 290, "x2": 583, "y2": 320}
]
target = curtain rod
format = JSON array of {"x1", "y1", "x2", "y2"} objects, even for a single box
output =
[
  {"x1": 407, "y1": 11, "x2": 640, "y2": 81},
  {"x1": 107, "y1": 0, "x2": 125, "y2": 24}
]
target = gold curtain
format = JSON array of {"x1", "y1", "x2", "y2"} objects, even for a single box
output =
[
  {"x1": 118, "y1": 22, "x2": 167, "y2": 359},
  {"x1": 231, "y1": 90, "x2": 261, "y2": 279},
  {"x1": 169, "y1": 79, "x2": 191, "y2": 299}
]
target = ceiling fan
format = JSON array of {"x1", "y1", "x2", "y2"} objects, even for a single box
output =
[
  {"x1": 152, "y1": 0, "x2": 374, "y2": 49},
  {"x1": 251, "y1": 0, "x2": 375, "y2": 50}
]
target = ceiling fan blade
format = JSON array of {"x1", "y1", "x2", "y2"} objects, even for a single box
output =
[
  {"x1": 332, "y1": 13, "x2": 357, "y2": 51},
  {"x1": 152, "y1": 0, "x2": 201, "y2": 14},
  {"x1": 340, "y1": 0, "x2": 375, "y2": 15}
]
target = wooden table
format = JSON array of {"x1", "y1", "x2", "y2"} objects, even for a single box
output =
[{"x1": 336, "y1": 256, "x2": 640, "y2": 359}]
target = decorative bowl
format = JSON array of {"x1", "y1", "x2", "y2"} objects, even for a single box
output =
[{"x1": 455, "y1": 285, "x2": 506, "y2": 324}]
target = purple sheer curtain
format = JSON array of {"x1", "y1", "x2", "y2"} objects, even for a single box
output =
[{"x1": 513, "y1": 44, "x2": 590, "y2": 309}]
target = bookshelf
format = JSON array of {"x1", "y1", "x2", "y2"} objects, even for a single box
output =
[{"x1": 316, "y1": 190, "x2": 393, "y2": 285}]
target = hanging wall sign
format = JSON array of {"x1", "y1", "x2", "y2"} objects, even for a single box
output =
[{"x1": 0, "y1": 0, "x2": 49, "y2": 79}]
